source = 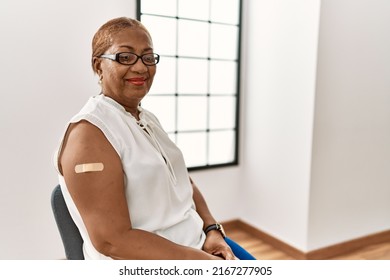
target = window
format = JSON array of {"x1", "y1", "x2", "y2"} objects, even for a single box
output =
[{"x1": 137, "y1": 0, "x2": 242, "y2": 170}]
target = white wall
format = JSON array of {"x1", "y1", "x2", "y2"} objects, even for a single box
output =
[
  {"x1": 242, "y1": 0, "x2": 390, "y2": 252},
  {"x1": 241, "y1": 0, "x2": 321, "y2": 251},
  {"x1": 307, "y1": 0, "x2": 390, "y2": 250},
  {"x1": 0, "y1": 0, "x2": 138, "y2": 259}
]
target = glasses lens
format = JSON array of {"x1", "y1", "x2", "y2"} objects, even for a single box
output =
[
  {"x1": 117, "y1": 53, "x2": 137, "y2": 65},
  {"x1": 142, "y1": 54, "x2": 159, "y2": 65}
]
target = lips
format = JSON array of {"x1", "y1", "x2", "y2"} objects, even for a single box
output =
[{"x1": 127, "y1": 77, "x2": 146, "y2": 86}]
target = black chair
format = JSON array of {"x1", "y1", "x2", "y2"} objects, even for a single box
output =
[{"x1": 51, "y1": 185, "x2": 84, "y2": 260}]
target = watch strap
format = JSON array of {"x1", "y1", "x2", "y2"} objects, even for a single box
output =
[{"x1": 204, "y1": 223, "x2": 226, "y2": 238}]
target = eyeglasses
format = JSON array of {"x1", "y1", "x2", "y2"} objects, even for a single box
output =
[{"x1": 99, "y1": 52, "x2": 160, "y2": 66}]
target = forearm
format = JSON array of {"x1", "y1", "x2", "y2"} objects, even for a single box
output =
[
  {"x1": 97, "y1": 228, "x2": 220, "y2": 260},
  {"x1": 190, "y1": 177, "x2": 217, "y2": 229}
]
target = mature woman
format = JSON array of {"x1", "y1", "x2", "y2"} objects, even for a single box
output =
[{"x1": 54, "y1": 17, "x2": 254, "y2": 260}]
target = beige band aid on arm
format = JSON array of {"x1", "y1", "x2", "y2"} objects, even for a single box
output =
[{"x1": 74, "y1": 163, "x2": 104, "y2": 173}]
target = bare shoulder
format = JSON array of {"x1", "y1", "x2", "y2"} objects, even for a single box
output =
[
  {"x1": 64, "y1": 120, "x2": 107, "y2": 150},
  {"x1": 59, "y1": 120, "x2": 121, "y2": 178}
]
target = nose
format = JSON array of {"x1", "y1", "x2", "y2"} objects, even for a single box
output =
[{"x1": 130, "y1": 57, "x2": 148, "y2": 73}]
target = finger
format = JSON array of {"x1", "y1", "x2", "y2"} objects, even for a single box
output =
[
  {"x1": 226, "y1": 252, "x2": 237, "y2": 260},
  {"x1": 221, "y1": 249, "x2": 236, "y2": 260}
]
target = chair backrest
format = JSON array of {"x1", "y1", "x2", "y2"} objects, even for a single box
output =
[{"x1": 51, "y1": 185, "x2": 84, "y2": 260}]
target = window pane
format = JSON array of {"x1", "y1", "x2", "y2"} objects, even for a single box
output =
[
  {"x1": 178, "y1": 20, "x2": 209, "y2": 57},
  {"x1": 178, "y1": 58, "x2": 208, "y2": 94},
  {"x1": 142, "y1": 96, "x2": 176, "y2": 132},
  {"x1": 177, "y1": 96, "x2": 208, "y2": 131},
  {"x1": 209, "y1": 60, "x2": 237, "y2": 94},
  {"x1": 210, "y1": 0, "x2": 240, "y2": 24},
  {"x1": 210, "y1": 24, "x2": 238, "y2": 59},
  {"x1": 178, "y1": 0, "x2": 209, "y2": 20},
  {"x1": 177, "y1": 132, "x2": 207, "y2": 167},
  {"x1": 141, "y1": 0, "x2": 177, "y2": 16},
  {"x1": 141, "y1": 15, "x2": 177, "y2": 56},
  {"x1": 151, "y1": 56, "x2": 176, "y2": 94},
  {"x1": 208, "y1": 130, "x2": 236, "y2": 164},
  {"x1": 209, "y1": 96, "x2": 236, "y2": 129}
]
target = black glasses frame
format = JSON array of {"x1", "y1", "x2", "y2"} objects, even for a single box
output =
[{"x1": 99, "y1": 52, "x2": 160, "y2": 66}]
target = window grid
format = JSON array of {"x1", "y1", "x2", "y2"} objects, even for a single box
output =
[{"x1": 137, "y1": 0, "x2": 241, "y2": 170}]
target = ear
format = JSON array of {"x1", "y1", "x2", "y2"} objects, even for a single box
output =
[{"x1": 93, "y1": 56, "x2": 102, "y2": 76}]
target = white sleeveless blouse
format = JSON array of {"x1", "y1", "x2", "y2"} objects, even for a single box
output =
[{"x1": 54, "y1": 94, "x2": 205, "y2": 259}]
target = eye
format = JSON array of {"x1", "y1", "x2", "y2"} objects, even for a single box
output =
[
  {"x1": 143, "y1": 54, "x2": 157, "y2": 64},
  {"x1": 118, "y1": 53, "x2": 135, "y2": 64}
]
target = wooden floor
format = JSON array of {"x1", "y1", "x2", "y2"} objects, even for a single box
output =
[{"x1": 227, "y1": 227, "x2": 390, "y2": 260}]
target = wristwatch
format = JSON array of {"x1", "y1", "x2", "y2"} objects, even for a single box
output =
[{"x1": 204, "y1": 223, "x2": 226, "y2": 238}]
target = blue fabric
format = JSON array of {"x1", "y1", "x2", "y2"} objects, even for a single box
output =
[{"x1": 225, "y1": 237, "x2": 256, "y2": 260}]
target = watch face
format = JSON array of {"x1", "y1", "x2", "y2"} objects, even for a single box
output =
[{"x1": 217, "y1": 224, "x2": 226, "y2": 238}]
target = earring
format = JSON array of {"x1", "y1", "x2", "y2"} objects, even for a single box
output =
[{"x1": 98, "y1": 77, "x2": 103, "y2": 85}]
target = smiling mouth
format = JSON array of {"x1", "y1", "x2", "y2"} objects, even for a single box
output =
[{"x1": 127, "y1": 78, "x2": 146, "y2": 86}]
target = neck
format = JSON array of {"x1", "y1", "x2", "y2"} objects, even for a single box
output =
[{"x1": 100, "y1": 92, "x2": 141, "y2": 120}]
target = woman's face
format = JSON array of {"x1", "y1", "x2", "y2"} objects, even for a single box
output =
[{"x1": 96, "y1": 27, "x2": 156, "y2": 111}]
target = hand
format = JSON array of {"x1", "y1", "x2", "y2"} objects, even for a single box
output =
[{"x1": 202, "y1": 231, "x2": 237, "y2": 260}]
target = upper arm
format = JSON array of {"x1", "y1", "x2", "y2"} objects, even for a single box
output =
[{"x1": 59, "y1": 120, "x2": 131, "y2": 253}]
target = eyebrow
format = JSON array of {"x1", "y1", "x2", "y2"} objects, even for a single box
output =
[{"x1": 117, "y1": 45, "x2": 154, "y2": 52}]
